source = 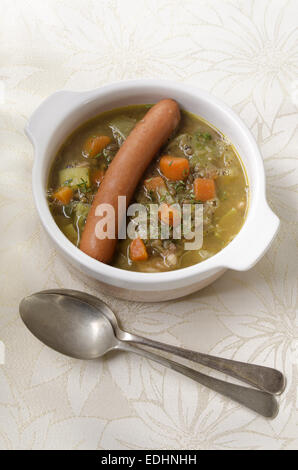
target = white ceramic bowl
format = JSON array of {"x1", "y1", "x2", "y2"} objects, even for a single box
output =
[{"x1": 27, "y1": 79, "x2": 279, "y2": 301}]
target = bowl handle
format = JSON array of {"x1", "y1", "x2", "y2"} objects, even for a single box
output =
[
  {"x1": 25, "y1": 90, "x2": 86, "y2": 145},
  {"x1": 224, "y1": 202, "x2": 280, "y2": 271}
]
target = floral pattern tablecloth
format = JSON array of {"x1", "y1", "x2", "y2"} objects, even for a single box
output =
[{"x1": 0, "y1": 0, "x2": 297, "y2": 450}]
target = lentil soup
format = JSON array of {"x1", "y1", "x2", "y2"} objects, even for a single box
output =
[{"x1": 48, "y1": 105, "x2": 248, "y2": 272}]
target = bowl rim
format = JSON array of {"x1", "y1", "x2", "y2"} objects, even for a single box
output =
[{"x1": 29, "y1": 78, "x2": 275, "y2": 290}]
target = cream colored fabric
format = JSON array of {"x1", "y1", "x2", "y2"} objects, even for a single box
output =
[{"x1": 0, "y1": 0, "x2": 297, "y2": 450}]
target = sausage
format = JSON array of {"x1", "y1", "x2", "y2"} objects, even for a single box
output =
[{"x1": 80, "y1": 99, "x2": 181, "y2": 263}]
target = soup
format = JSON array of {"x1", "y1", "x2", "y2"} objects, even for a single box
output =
[{"x1": 47, "y1": 104, "x2": 248, "y2": 272}]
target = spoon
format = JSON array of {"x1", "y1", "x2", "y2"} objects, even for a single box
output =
[
  {"x1": 20, "y1": 291, "x2": 280, "y2": 418},
  {"x1": 39, "y1": 289, "x2": 285, "y2": 395}
]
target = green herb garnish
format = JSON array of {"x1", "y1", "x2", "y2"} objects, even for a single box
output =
[
  {"x1": 77, "y1": 178, "x2": 92, "y2": 193},
  {"x1": 195, "y1": 131, "x2": 212, "y2": 142},
  {"x1": 174, "y1": 180, "x2": 186, "y2": 192}
]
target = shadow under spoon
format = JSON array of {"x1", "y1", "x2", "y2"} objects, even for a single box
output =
[{"x1": 19, "y1": 291, "x2": 280, "y2": 418}]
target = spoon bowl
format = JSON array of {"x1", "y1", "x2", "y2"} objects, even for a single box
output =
[{"x1": 20, "y1": 292, "x2": 118, "y2": 359}]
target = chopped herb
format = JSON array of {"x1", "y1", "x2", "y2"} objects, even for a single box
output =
[
  {"x1": 189, "y1": 198, "x2": 201, "y2": 204},
  {"x1": 77, "y1": 178, "x2": 92, "y2": 193},
  {"x1": 195, "y1": 131, "x2": 212, "y2": 143},
  {"x1": 174, "y1": 180, "x2": 186, "y2": 192}
]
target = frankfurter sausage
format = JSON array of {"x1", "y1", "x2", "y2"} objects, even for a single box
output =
[{"x1": 80, "y1": 99, "x2": 180, "y2": 263}]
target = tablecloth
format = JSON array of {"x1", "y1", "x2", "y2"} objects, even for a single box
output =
[{"x1": 0, "y1": 0, "x2": 297, "y2": 450}]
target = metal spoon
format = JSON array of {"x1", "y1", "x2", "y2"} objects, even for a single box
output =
[
  {"x1": 20, "y1": 291, "x2": 279, "y2": 418},
  {"x1": 39, "y1": 289, "x2": 285, "y2": 395}
]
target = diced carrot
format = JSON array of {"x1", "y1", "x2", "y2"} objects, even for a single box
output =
[
  {"x1": 130, "y1": 238, "x2": 148, "y2": 261},
  {"x1": 144, "y1": 176, "x2": 166, "y2": 192},
  {"x1": 83, "y1": 135, "x2": 111, "y2": 158},
  {"x1": 194, "y1": 178, "x2": 216, "y2": 201},
  {"x1": 91, "y1": 169, "x2": 105, "y2": 186},
  {"x1": 53, "y1": 186, "x2": 73, "y2": 204},
  {"x1": 159, "y1": 155, "x2": 190, "y2": 181},
  {"x1": 158, "y1": 203, "x2": 180, "y2": 227}
]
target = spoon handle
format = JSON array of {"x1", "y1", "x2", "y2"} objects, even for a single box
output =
[
  {"x1": 119, "y1": 342, "x2": 278, "y2": 418},
  {"x1": 122, "y1": 333, "x2": 285, "y2": 395}
]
